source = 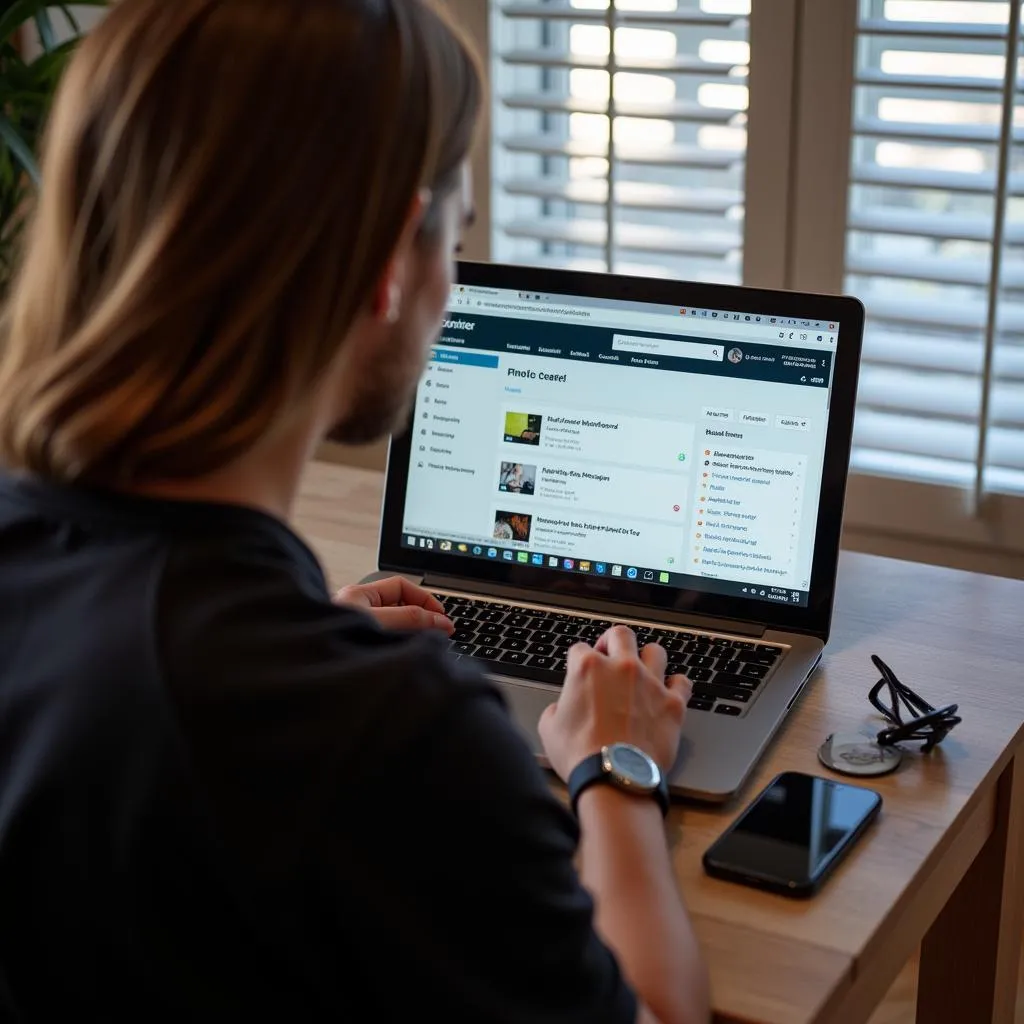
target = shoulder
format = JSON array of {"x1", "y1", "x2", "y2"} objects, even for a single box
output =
[
  {"x1": 151, "y1": 528, "x2": 511, "y2": 863},
  {"x1": 156, "y1": 533, "x2": 498, "y2": 762}
]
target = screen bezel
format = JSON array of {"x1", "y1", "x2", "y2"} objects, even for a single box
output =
[{"x1": 378, "y1": 261, "x2": 864, "y2": 642}]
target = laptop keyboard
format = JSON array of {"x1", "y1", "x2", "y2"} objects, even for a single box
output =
[{"x1": 434, "y1": 592, "x2": 785, "y2": 716}]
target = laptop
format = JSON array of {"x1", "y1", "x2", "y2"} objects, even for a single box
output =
[{"x1": 372, "y1": 261, "x2": 864, "y2": 802}]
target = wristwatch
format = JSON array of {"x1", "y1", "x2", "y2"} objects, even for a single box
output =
[{"x1": 567, "y1": 743, "x2": 670, "y2": 817}]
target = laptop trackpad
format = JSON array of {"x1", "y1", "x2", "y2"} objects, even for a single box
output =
[
  {"x1": 497, "y1": 676, "x2": 694, "y2": 786},
  {"x1": 495, "y1": 677, "x2": 557, "y2": 756}
]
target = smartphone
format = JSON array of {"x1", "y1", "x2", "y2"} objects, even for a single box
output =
[{"x1": 702, "y1": 771, "x2": 882, "y2": 898}]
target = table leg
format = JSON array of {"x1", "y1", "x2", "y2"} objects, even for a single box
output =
[{"x1": 917, "y1": 752, "x2": 1023, "y2": 1024}]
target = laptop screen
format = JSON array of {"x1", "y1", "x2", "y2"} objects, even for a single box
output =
[{"x1": 395, "y1": 283, "x2": 842, "y2": 611}]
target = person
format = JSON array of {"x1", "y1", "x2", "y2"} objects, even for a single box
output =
[
  {"x1": 0, "y1": 2, "x2": 709, "y2": 1022},
  {"x1": 501, "y1": 461, "x2": 524, "y2": 492}
]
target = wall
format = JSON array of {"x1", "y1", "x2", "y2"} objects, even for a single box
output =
[{"x1": 69, "y1": 5, "x2": 105, "y2": 31}]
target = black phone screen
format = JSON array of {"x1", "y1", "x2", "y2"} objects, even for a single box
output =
[{"x1": 703, "y1": 772, "x2": 881, "y2": 895}]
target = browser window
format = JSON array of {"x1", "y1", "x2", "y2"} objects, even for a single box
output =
[{"x1": 398, "y1": 286, "x2": 839, "y2": 608}]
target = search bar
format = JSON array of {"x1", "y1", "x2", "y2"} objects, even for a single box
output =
[{"x1": 612, "y1": 334, "x2": 724, "y2": 361}]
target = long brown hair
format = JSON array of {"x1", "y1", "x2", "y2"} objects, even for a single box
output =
[{"x1": 0, "y1": 0, "x2": 481, "y2": 484}]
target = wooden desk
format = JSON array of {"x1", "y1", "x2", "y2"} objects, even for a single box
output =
[{"x1": 294, "y1": 461, "x2": 1024, "y2": 1024}]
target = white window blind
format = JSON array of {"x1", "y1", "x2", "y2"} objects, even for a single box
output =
[
  {"x1": 845, "y1": 0, "x2": 1024, "y2": 497},
  {"x1": 480, "y1": 0, "x2": 1024, "y2": 533},
  {"x1": 490, "y1": 0, "x2": 751, "y2": 282}
]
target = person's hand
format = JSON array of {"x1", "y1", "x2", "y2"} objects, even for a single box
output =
[
  {"x1": 334, "y1": 576, "x2": 454, "y2": 635},
  {"x1": 539, "y1": 626, "x2": 690, "y2": 780}
]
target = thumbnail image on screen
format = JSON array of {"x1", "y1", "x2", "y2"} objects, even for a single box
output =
[
  {"x1": 498, "y1": 462, "x2": 536, "y2": 495},
  {"x1": 503, "y1": 412, "x2": 542, "y2": 446},
  {"x1": 493, "y1": 510, "x2": 532, "y2": 543}
]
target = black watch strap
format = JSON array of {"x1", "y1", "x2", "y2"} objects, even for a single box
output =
[{"x1": 567, "y1": 752, "x2": 670, "y2": 818}]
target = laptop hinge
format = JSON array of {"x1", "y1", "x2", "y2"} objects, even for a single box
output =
[{"x1": 423, "y1": 574, "x2": 766, "y2": 639}]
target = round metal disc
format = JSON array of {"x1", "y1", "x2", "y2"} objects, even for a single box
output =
[{"x1": 817, "y1": 732, "x2": 903, "y2": 777}]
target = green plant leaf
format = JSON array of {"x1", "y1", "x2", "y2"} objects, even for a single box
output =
[
  {"x1": 0, "y1": 112, "x2": 40, "y2": 185},
  {"x1": 0, "y1": 0, "x2": 53, "y2": 47},
  {"x1": 26, "y1": 37, "x2": 76, "y2": 84},
  {"x1": 0, "y1": 82, "x2": 56, "y2": 106},
  {"x1": 0, "y1": 1, "x2": 105, "y2": 290},
  {"x1": 33, "y1": 7, "x2": 55, "y2": 51},
  {"x1": 0, "y1": 0, "x2": 105, "y2": 47}
]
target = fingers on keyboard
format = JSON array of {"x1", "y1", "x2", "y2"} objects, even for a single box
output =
[{"x1": 434, "y1": 594, "x2": 783, "y2": 711}]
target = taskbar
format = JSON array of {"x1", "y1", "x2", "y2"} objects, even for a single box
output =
[{"x1": 400, "y1": 535, "x2": 808, "y2": 608}]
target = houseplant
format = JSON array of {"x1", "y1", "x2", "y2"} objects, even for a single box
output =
[{"x1": 0, "y1": 0, "x2": 106, "y2": 291}]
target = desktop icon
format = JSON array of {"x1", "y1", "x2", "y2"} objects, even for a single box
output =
[
  {"x1": 439, "y1": 541, "x2": 452, "y2": 552},
  {"x1": 611, "y1": 565, "x2": 623, "y2": 577},
  {"x1": 457, "y1": 543, "x2": 468, "y2": 553},
  {"x1": 677, "y1": 452, "x2": 687, "y2": 462},
  {"x1": 472, "y1": 545, "x2": 482, "y2": 555},
  {"x1": 563, "y1": 559, "x2": 575, "y2": 570},
  {"x1": 503, "y1": 550, "x2": 514, "y2": 561},
  {"x1": 548, "y1": 556, "x2": 559, "y2": 567},
  {"x1": 659, "y1": 572, "x2": 670, "y2": 583},
  {"x1": 595, "y1": 563, "x2": 607, "y2": 574},
  {"x1": 643, "y1": 570, "x2": 654, "y2": 581},
  {"x1": 406, "y1": 536, "x2": 416, "y2": 547},
  {"x1": 531, "y1": 553, "x2": 544, "y2": 566},
  {"x1": 579, "y1": 561, "x2": 591, "y2": 572},
  {"x1": 626, "y1": 567, "x2": 638, "y2": 580},
  {"x1": 517, "y1": 551, "x2": 529, "y2": 563},
  {"x1": 425, "y1": 539, "x2": 434, "y2": 550},
  {"x1": 487, "y1": 547, "x2": 498, "y2": 558},
  {"x1": 742, "y1": 587, "x2": 748, "y2": 593}
]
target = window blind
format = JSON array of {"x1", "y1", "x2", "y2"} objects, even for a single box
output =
[
  {"x1": 845, "y1": 0, "x2": 1024, "y2": 497},
  {"x1": 491, "y1": 0, "x2": 751, "y2": 282}
]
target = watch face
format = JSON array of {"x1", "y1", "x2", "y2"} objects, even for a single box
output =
[{"x1": 607, "y1": 744, "x2": 659, "y2": 789}]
